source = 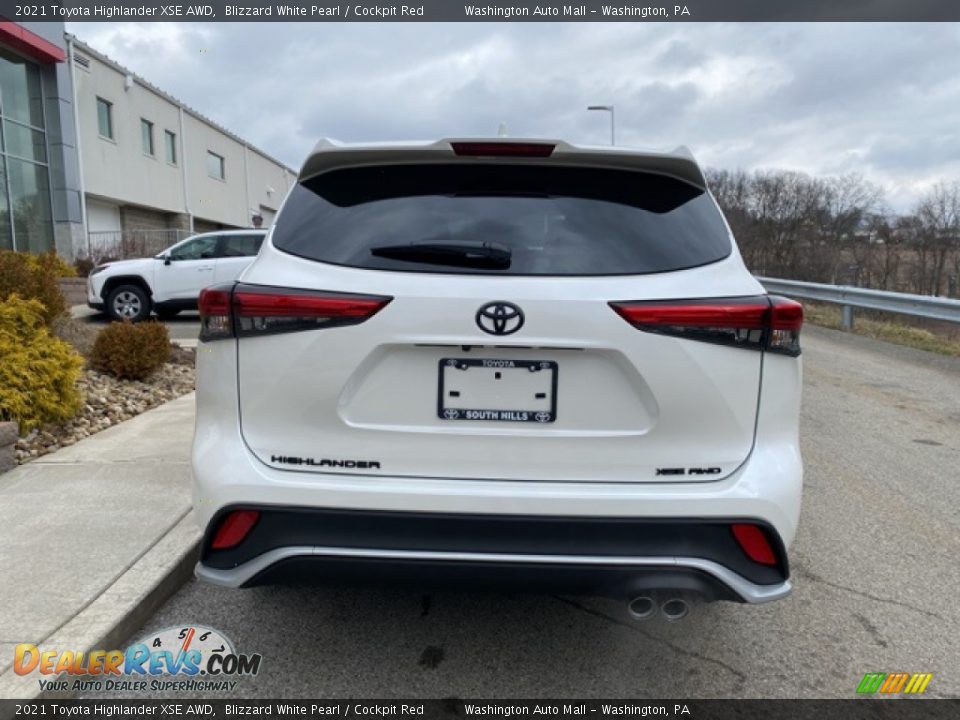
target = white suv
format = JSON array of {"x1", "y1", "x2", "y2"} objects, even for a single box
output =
[
  {"x1": 87, "y1": 230, "x2": 266, "y2": 321},
  {"x1": 192, "y1": 139, "x2": 803, "y2": 618}
]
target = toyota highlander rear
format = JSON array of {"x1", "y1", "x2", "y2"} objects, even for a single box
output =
[{"x1": 192, "y1": 138, "x2": 803, "y2": 616}]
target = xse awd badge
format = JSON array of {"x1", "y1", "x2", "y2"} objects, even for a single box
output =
[{"x1": 656, "y1": 467, "x2": 723, "y2": 476}]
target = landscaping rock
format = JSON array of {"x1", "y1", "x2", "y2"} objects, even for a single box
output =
[
  {"x1": 0, "y1": 421, "x2": 17, "y2": 473},
  {"x1": 13, "y1": 362, "x2": 195, "y2": 465}
]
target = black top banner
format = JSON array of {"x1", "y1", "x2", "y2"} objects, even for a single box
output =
[{"x1": 2, "y1": 0, "x2": 959, "y2": 22}]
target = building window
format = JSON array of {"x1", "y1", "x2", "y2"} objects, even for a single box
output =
[
  {"x1": 96, "y1": 97, "x2": 113, "y2": 139},
  {"x1": 0, "y1": 47, "x2": 45, "y2": 128},
  {"x1": 141, "y1": 119, "x2": 154, "y2": 156},
  {"x1": 165, "y1": 130, "x2": 177, "y2": 165},
  {"x1": 207, "y1": 151, "x2": 225, "y2": 180},
  {"x1": 8, "y1": 158, "x2": 54, "y2": 253},
  {"x1": 0, "y1": 47, "x2": 53, "y2": 252}
]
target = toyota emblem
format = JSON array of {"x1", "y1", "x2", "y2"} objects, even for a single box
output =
[{"x1": 476, "y1": 302, "x2": 525, "y2": 336}]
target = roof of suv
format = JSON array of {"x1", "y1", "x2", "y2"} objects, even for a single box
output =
[
  {"x1": 298, "y1": 137, "x2": 707, "y2": 190},
  {"x1": 187, "y1": 229, "x2": 267, "y2": 239}
]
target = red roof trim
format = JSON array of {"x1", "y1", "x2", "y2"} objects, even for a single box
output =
[{"x1": 0, "y1": 21, "x2": 66, "y2": 63}]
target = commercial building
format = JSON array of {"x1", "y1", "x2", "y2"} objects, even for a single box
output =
[
  {"x1": 69, "y1": 35, "x2": 296, "y2": 260},
  {"x1": 0, "y1": 20, "x2": 296, "y2": 262},
  {"x1": 0, "y1": 21, "x2": 84, "y2": 257}
]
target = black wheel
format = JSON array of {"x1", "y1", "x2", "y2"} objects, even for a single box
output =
[
  {"x1": 106, "y1": 284, "x2": 151, "y2": 322},
  {"x1": 155, "y1": 308, "x2": 181, "y2": 320}
]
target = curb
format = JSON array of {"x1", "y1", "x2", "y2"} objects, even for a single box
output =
[{"x1": 0, "y1": 512, "x2": 200, "y2": 700}]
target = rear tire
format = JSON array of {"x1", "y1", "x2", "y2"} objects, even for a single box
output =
[{"x1": 107, "y1": 284, "x2": 151, "y2": 322}]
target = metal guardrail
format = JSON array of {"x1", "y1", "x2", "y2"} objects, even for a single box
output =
[{"x1": 758, "y1": 277, "x2": 960, "y2": 330}]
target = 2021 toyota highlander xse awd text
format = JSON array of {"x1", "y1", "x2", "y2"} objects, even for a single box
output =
[{"x1": 192, "y1": 138, "x2": 803, "y2": 619}]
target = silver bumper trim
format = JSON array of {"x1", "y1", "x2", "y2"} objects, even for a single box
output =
[{"x1": 195, "y1": 545, "x2": 791, "y2": 603}]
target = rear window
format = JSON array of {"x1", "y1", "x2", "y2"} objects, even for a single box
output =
[{"x1": 271, "y1": 164, "x2": 731, "y2": 275}]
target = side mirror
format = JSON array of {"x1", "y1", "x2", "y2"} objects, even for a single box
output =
[{"x1": 163, "y1": 256, "x2": 172, "y2": 266}]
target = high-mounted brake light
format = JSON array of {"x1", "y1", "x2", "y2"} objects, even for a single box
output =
[
  {"x1": 731, "y1": 523, "x2": 778, "y2": 566},
  {"x1": 451, "y1": 142, "x2": 555, "y2": 158},
  {"x1": 198, "y1": 284, "x2": 392, "y2": 341},
  {"x1": 211, "y1": 510, "x2": 260, "y2": 550},
  {"x1": 609, "y1": 295, "x2": 803, "y2": 356}
]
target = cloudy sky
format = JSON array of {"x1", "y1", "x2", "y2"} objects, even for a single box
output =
[{"x1": 66, "y1": 22, "x2": 959, "y2": 211}]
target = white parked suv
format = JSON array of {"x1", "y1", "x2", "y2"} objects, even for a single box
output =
[
  {"x1": 87, "y1": 230, "x2": 267, "y2": 321},
  {"x1": 192, "y1": 138, "x2": 803, "y2": 619}
]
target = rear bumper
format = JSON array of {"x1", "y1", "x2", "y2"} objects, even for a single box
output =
[
  {"x1": 195, "y1": 507, "x2": 791, "y2": 603},
  {"x1": 196, "y1": 548, "x2": 790, "y2": 603}
]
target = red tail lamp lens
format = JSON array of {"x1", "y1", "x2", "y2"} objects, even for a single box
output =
[
  {"x1": 609, "y1": 295, "x2": 804, "y2": 356},
  {"x1": 610, "y1": 299, "x2": 769, "y2": 329},
  {"x1": 211, "y1": 510, "x2": 260, "y2": 550},
  {"x1": 731, "y1": 523, "x2": 777, "y2": 566},
  {"x1": 769, "y1": 296, "x2": 803, "y2": 331},
  {"x1": 233, "y1": 290, "x2": 389, "y2": 319}
]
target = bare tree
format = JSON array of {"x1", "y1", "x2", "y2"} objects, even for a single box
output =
[
  {"x1": 818, "y1": 174, "x2": 882, "y2": 284},
  {"x1": 914, "y1": 181, "x2": 960, "y2": 296},
  {"x1": 704, "y1": 167, "x2": 957, "y2": 297}
]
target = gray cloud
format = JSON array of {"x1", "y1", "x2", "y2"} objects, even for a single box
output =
[{"x1": 66, "y1": 21, "x2": 960, "y2": 211}]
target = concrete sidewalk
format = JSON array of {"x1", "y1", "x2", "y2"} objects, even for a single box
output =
[{"x1": 0, "y1": 394, "x2": 199, "y2": 699}]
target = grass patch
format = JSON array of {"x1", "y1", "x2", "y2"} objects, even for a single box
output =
[{"x1": 802, "y1": 301, "x2": 960, "y2": 358}]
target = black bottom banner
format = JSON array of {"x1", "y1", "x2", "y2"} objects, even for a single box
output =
[{"x1": 2, "y1": 700, "x2": 959, "y2": 720}]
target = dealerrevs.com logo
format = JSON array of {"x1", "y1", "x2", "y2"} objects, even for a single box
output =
[{"x1": 14, "y1": 625, "x2": 261, "y2": 694}]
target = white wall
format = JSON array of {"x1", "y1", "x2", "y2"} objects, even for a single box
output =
[
  {"x1": 85, "y1": 198, "x2": 121, "y2": 232},
  {"x1": 246, "y1": 148, "x2": 294, "y2": 220},
  {"x1": 74, "y1": 59, "x2": 184, "y2": 214}
]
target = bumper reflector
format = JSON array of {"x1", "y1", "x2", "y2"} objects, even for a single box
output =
[
  {"x1": 731, "y1": 523, "x2": 777, "y2": 566},
  {"x1": 211, "y1": 510, "x2": 260, "y2": 550}
]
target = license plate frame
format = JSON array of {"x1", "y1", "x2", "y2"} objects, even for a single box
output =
[{"x1": 437, "y1": 358, "x2": 558, "y2": 423}]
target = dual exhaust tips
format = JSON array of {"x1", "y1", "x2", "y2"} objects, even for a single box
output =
[{"x1": 628, "y1": 594, "x2": 691, "y2": 622}]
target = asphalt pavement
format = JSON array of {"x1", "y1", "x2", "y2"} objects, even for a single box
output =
[{"x1": 99, "y1": 326, "x2": 960, "y2": 699}]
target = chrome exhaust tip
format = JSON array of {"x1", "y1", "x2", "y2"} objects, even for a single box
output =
[
  {"x1": 627, "y1": 595, "x2": 656, "y2": 620},
  {"x1": 660, "y1": 597, "x2": 690, "y2": 622}
]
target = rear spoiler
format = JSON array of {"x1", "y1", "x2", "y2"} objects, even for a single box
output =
[{"x1": 297, "y1": 137, "x2": 707, "y2": 190}]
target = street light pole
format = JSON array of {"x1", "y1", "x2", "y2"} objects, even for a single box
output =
[{"x1": 587, "y1": 104, "x2": 615, "y2": 145}]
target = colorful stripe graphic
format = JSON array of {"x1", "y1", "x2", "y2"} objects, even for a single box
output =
[{"x1": 857, "y1": 672, "x2": 932, "y2": 694}]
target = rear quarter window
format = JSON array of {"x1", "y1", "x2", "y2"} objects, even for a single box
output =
[
  {"x1": 219, "y1": 234, "x2": 265, "y2": 257},
  {"x1": 271, "y1": 164, "x2": 731, "y2": 276}
]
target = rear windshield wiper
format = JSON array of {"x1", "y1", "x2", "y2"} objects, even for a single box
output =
[{"x1": 370, "y1": 241, "x2": 511, "y2": 270}]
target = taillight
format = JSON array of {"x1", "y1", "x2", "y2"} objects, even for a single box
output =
[
  {"x1": 211, "y1": 510, "x2": 260, "y2": 550},
  {"x1": 451, "y1": 142, "x2": 555, "y2": 158},
  {"x1": 731, "y1": 523, "x2": 777, "y2": 566},
  {"x1": 609, "y1": 295, "x2": 803, "y2": 356},
  {"x1": 198, "y1": 284, "x2": 392, "y2": 342},
  {"x1": 766, "y1": 296, "x2": 803, "y2": 355},
  {"x1": 198, "y1": 285, "x2": 234, "y2": 341}
]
